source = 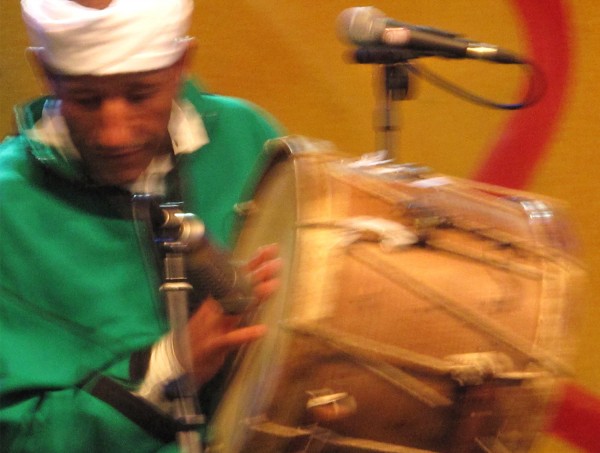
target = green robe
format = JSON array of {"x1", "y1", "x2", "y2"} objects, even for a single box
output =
[{"x1": 0, "y1": 79, "x2": 281, "y2": 452}]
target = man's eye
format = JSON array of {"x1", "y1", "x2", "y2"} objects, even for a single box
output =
[
  {"x1": 127, "y1": 91, "x2": 154, "y2": 103},
  {"x1": 73, "y1": 97, "x2": 101, "y2": 108}
]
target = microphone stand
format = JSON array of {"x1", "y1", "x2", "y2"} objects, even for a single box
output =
[
  {"x1": 157, "y1": 206, "x2": 206, "y2": 453},
  {"x1": 133, "y1": 193, "x2": 253, "y2": 452},
  {"x1": 353, "y1": 46, "x2": 424, "y2": 161},
  {"x1": 377, "y1": 63, "x2": 410, "y2": 161}
]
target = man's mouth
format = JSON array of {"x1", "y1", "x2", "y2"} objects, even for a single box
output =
[{"x1": 99, "y1": 146, "x2": 147, "y2": 159}]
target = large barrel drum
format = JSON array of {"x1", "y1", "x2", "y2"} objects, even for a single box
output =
[{"x1": 209, "y1": 137, "x2": 582, "y2": 453}]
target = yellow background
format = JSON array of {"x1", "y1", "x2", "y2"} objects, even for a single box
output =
[{"x1": 1, "y1": 2, "x2": 598, "y2": 451}]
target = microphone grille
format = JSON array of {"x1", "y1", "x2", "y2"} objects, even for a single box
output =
[{"x1": 336, "y1": 6, "x2": 387, "y2": 45}]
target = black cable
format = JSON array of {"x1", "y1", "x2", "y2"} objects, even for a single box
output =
[{"x1": 404, "y1": 59, "x2": 547, "y2": 110}]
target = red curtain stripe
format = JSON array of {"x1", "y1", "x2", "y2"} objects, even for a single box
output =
[{"x1": 472, "y1": 0, "x2": 574, "y2": 189}]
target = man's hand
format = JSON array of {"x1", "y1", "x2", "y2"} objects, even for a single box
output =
[
  {"x1": 186, "y1": 244, "x2": 281, "y2": 386},
  {"x1": 245, "y1": 243, "x2": 281, "y2": 302}
]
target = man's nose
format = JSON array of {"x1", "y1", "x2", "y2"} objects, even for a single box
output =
[{"x1": 96, "y1": 98, "x2": 135, "y2": 148}]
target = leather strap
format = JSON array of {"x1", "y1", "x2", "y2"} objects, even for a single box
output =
[{"x1": 80, "y1": 376, "x2": 184, "y2": 444}]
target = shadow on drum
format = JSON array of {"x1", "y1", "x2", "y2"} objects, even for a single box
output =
[{"x1": 209, "y1": 136, "x2": 583, "y2": 453}]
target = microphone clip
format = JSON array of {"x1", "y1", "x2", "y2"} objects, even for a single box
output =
[
  {"x1": 352, "y1": 45, "x2": 436, "y2": 65},
  {"x1": 151, "y1": 201, "x2": 206, "y2": 254}
]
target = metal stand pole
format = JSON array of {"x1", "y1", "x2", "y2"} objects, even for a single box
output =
[
  {"x1": 160, "y1": 236, "x2": 205, "y2": 453},
  {"x1": 375, "y1": 63, "x2": 411, "y2": 162}
]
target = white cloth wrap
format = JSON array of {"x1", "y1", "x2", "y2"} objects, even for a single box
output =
[{"x1": 21, "y1": 0, "x2": 194, "y2": 75}]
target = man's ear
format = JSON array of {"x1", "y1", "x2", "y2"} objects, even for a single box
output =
[
  {"x1": 25, "y1": 47, "x2": 56, "y2": 95},
  {"x1": 179, "y1": 36, "x2": 197, "y2": 72}
]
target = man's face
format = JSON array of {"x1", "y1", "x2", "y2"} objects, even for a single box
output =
[{"x1": 48, "y1": 62, "x2": 184, "y2": 186}]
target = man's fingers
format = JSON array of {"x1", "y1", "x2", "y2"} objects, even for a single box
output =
[
  {"x1": 245, "y1": 243, "x2": 280, "y2": 271},
  {"x1": 213, "y1": 324, "x2": 268, "y2": 351},
  {"x1": 253, "y1": 278, "x2": 280, "y2": 300},
  {"x1": 250, "y1": 256, "x2": 283, "y2": 284}
]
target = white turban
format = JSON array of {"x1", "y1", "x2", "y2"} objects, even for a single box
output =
[{"x1": 21, "y1": 0, "x2": 194, "y2": 75}]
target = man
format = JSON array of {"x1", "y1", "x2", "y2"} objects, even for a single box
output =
[{"x1": 0, "y1": 0, "x2": 282, "y2": 451}]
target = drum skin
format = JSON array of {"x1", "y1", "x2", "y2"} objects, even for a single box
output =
[{"x1": 209, "y1": 137, "x2": 582, "y2": 453}]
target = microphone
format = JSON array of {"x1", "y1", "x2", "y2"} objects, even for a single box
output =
[
  {"x1": 337, "y1": 6, "x2": 523, "y2": 64},
  {"x1": 141, "y1": 197, "x2": 254, "y2": 315}
]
